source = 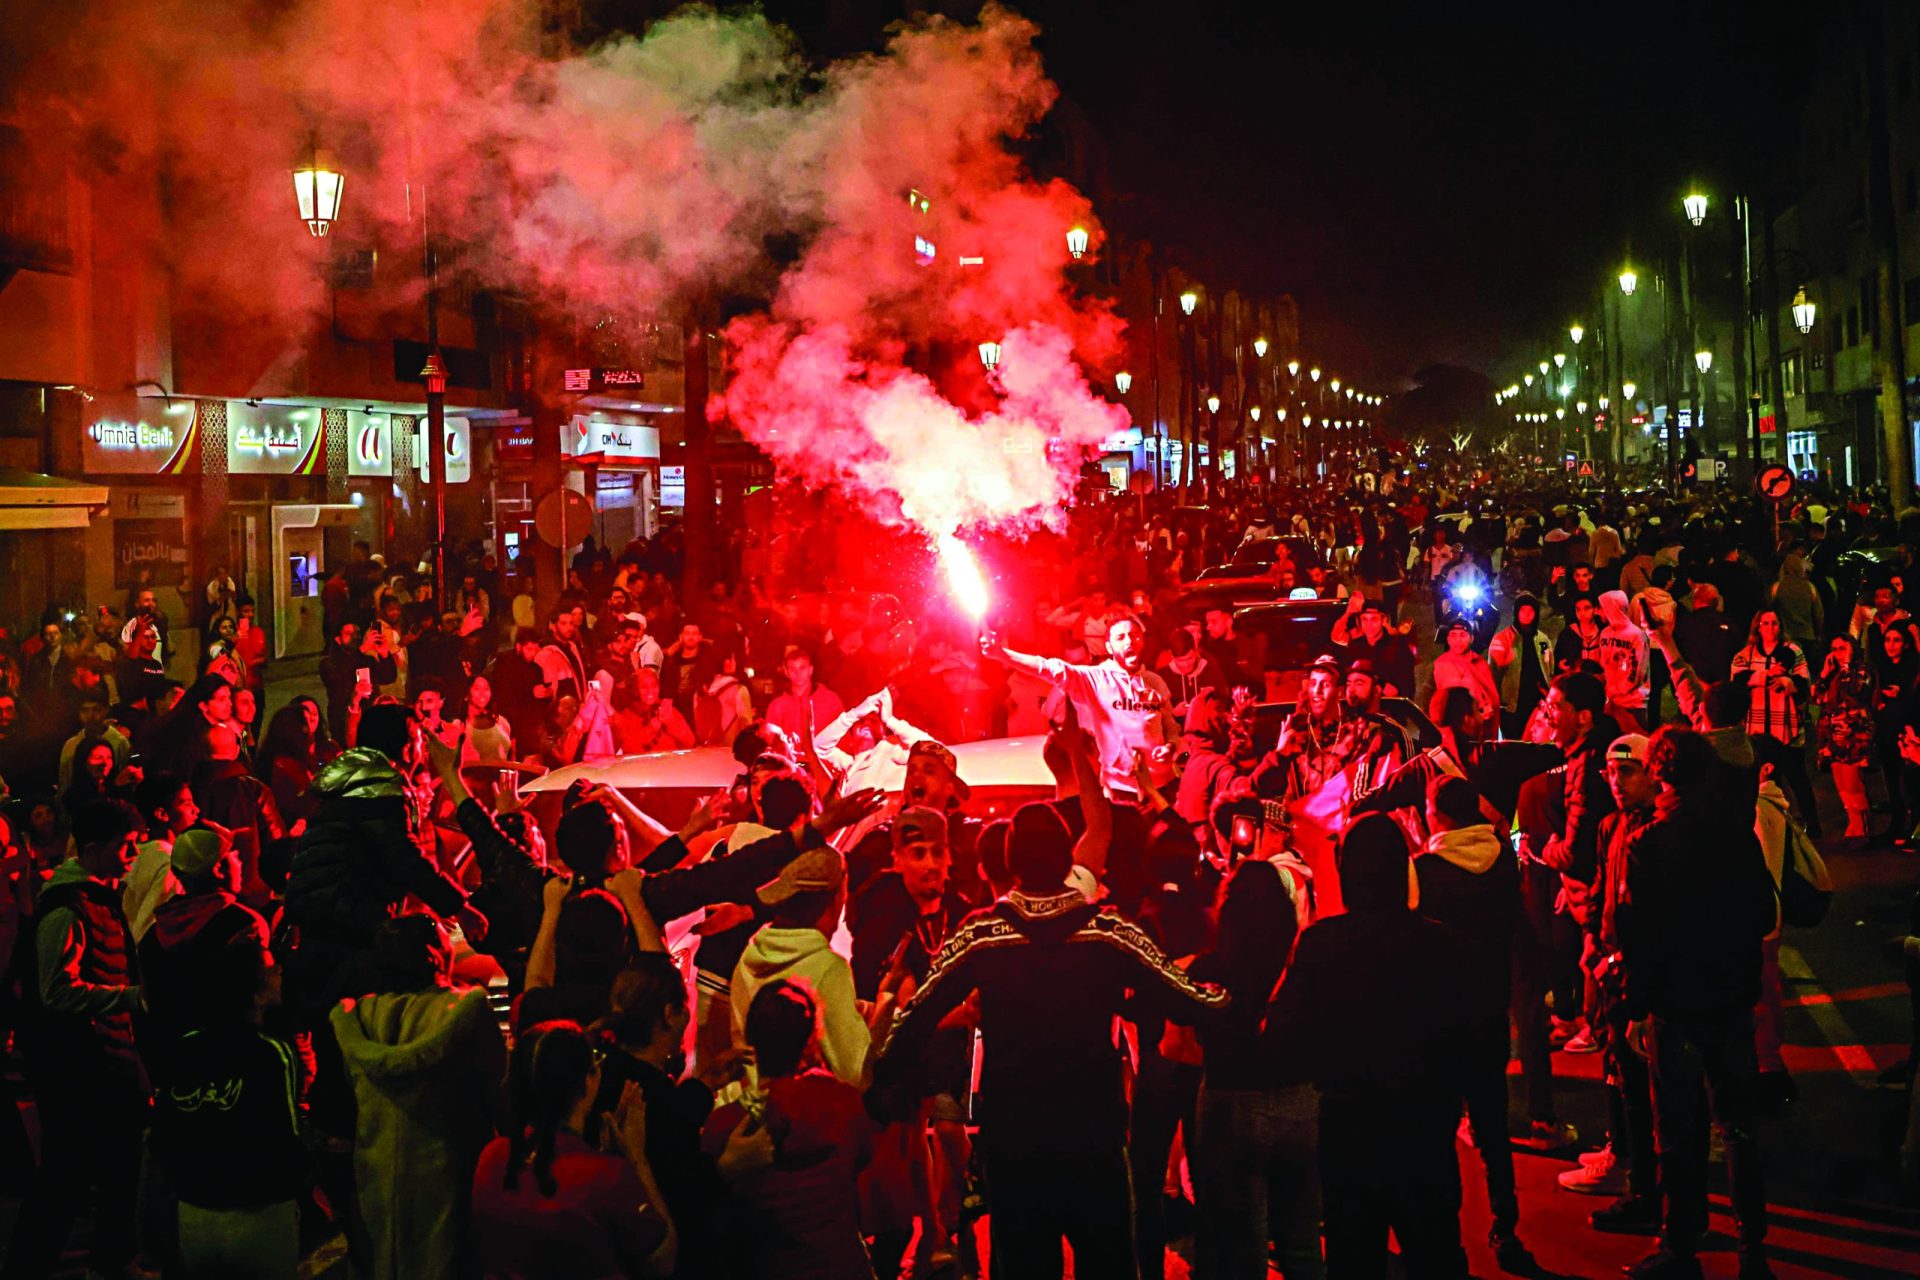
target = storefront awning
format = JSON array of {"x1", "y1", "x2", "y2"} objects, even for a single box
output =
[{"x1": 0, "y1": 469, "x2": 109, "y2": 531}]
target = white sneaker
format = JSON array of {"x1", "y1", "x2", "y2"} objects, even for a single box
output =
[
  {"x1": 1578, "y1": 1142, "x2": 1616, "y2": 1169},
  {"x1": 1563, "y1": 1025, "x2": 1601, "y2": 1054},
  {"x1": 1558, "y1": 1146, "x2": 1626, "y2": 1196}
]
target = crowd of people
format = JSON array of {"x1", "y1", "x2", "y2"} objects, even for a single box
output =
[{"x1": 0, "y1": 460, "x2": 1917, "y2": 1280}]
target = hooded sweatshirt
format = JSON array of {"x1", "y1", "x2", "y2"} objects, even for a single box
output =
[
  {"x1": 139, "y1": 890, "x2": 271, "y2": 1056},
  {"x1": 1417, "y1": 825, "x2": 1519, "y2": 1018},
  {"x1": 1594, "y1": 590, "x2": 1650, "y2": 709},
  {"x1": 730, "y1": 926, "x2": 868, "y2": 1088},
  {"x1": 331, "y1": 987, "x2": 507, "y2": 1280}
]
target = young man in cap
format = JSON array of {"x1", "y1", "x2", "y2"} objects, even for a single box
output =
[
  {"x1": 1559, "y1": 734, "x2": 1662, "y2": 1234},
  {"x1": 1616, "y1": 727, "x2": 1777, "y2": 1280},
  {"x1": 730, "y1": 846, "x2": 872, "y2": 1087},
  {"x1": 848, "y1": 805, "x2": 976, "y2": 1278},
  {"x1": 1332, "y1": 594, "x2": 1416, "y2": 697},
  {"x1": 138, "y1": 826, "x2": 273, "y2": 1067},
  {"x1": 983, "y1": 612, "x2": 1179, "y2": 801},
  {"x1": 844, "y1": 737, "x2": 980, "y2": 902}
]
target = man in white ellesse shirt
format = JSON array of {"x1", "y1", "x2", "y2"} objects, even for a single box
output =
[{"x1": 983, "y1": 613, "x2": 1178, "y2": 798}]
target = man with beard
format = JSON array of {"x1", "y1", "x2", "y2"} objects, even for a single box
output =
[
  {"x1": 983, "y1": 613, "x2": 1178, "y2": 802},
  {"x1": 1331, "y1": 595, "x2": 1416, "y2": 697},
  {"x1": 1342, "y1": 658, "x2": 1410, "y2": 781},
  {"x1": 534, "y1": 605, "x2": 590, "y2": 705},
  {"x1": 1254, "y1": 657, "x2": 1390, "y2": 806},
  {"x1": 1491, "y1": 593, "x2": 1556, "y2": 739}
]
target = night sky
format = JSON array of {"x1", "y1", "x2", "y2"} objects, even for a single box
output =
[{"x1": 1018, "y1": 0, "x2": 1817, "y2": 385}]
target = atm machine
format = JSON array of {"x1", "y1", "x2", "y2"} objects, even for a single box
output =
[{"x1": 271, "y1": 504, "x2": 360, "y2": 658}]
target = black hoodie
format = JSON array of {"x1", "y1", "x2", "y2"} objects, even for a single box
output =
[{"x1": 874, "y1": 888, "x2": 1225, "y2": 1157}]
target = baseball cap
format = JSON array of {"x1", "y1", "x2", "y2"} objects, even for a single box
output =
[
  {"x1": 757, "y1": 848, "x2": 846, "y2": 905},
  {"x1": 171, "y1": 827, "x2": 229, "y2": 878},
  {"x1": 618, "y1": 612, "x2": 647, "y2": 630},
  {"x1": 892, "y1": 805, "x2": 948, "y2": 849},
  {"x1": 1345, "y1": 657, "x2": 1378, "y2": 680},
  {"x1": 1606, "y1": 734, "x2": 1650, "y2": 767},
  {"x1": 1358, "y1": 598, "x2": 1389, "y2": 615},
  {"x1": 906, "y1": 739, "x2": 971, "y2": 801},
  {"x1": 1307, "y1": 653, "x2": 1344, "y2": 681}
]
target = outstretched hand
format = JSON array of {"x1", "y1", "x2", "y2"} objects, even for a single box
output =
[{"x1": 814, "y1": 787, "x2": 884, "y2": 835}]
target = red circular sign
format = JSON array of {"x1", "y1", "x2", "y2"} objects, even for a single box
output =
[{"x1": 1756, "y1": 464, "x2": 1793, "y2": 501}]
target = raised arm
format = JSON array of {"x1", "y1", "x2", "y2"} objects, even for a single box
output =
[
  {"x1": 1648, "y1": 612, "x2": 1712, "y2": 732},
  {"x1": 1063, "y1": 716, "x2": 1111, "y2": 876},
  {"x1": 980, "y1": 630, "x2": 1062, "y2": 684}
]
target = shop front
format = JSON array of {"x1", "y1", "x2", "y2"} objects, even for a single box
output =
[
  {"x1": 563, "y1": 412, "x2": 661, "y2": 554},
  {"x1": 80, "y1": 394, "x2": 200, "y2": 643}
]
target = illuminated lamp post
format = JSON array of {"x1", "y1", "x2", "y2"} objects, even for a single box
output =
[
  {"x1": 1619, "y1": 267, "x2": 1638, "y2": 296},
  {"x1": 1791, "y1": 287, "x2": 1817, "y2": 334},
  {"x1": 1570, "y1": 323, "x2": 1585, "y2": 345},
  {"x1": 1179, "y1": 291, "x2": 1198, "y2": 316},
  {"x1": 292, "y1": 142, "x2": 345, "y2": 237},
  {"x1": 1066, "y1": 226, "x2": 1089, "y2": 260},
  {"x1": 1682, "y1": 191, "x2": 1709, "y2": 226},
  {"x1": 1695, "y1": 349, "x2": 1713, "y2": 373},
  {"x1": 1115, "y1": 370, "x2": 1132, "y2": 394},
  {"x1": 978, "y1": 341, "x2": 1001, "y2": 372},
  {"x1": 1253, "y1": 337, "x2": 1269, "y2": 358},
  {"x1": 1287, "y1": 359, "x2": 1300, "y2": 377}
]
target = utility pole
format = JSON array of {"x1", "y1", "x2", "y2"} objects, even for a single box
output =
[{"x1": 1759, "y1": 198, "x2": 1790, "y2": 477}]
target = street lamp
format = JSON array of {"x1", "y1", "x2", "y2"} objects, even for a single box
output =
[
  {"x1": 1695, "y1": 349, "x2": 1713, "y2": 373},
  {"x1": 293, "y1": 144, "x2": 345, "y2": 237},
  {"x1": 1276, "y1": 408, "x2": 1287, "y2": 422},
  {"x1": 1250, "y1": 405, "x2": 1262, "y2": 422},
  {"x1": 1309, "y1": 367, "x2": 1321, "y2": 382},
  {"x1": 1576, "y1": 400, "x2": 1589, "y2": 413},
  {"x1": 1523, "y1": 373, "x2": 1534, "y2": 387},
  {"x1": 1538, "y1": 361, "x2": 1550, "y2": 375},
  {"x1": 978, "y1": 341, "x2": 1001, "y2": 371},
  {"x1": 1066, "y1": 226, "x2": 1089, "y2": 259},
  {"x1": 1791, "y1": 287, "x2": 1817, "y2": 334},
  {"x1": 1179, "y1": 291, "x2": 1198, "y2": 316},
  {"x1": 1330, "y1": 378, "x2": 1341, "y2": 392},
  {"x1": 1287, "y1": 359, "x2": 1300, "y2": 377},
  {"x1": 1206, "y1": 394, "x2": 1221, "y2": 414},
  {"x1": 1556, "y1": 407, "x2": 1566, "y2": 420},
  {"x1": 1253, "y1": 337, "x2": 1269, "y2": 358},
  {"x1": 1553, "y1": 353, "x2": 1566, "y2": 369},
  {"x1": 1114, "y1": 370, "x2": 1132, "y2": 394},
  {"x1": 1622, "y1": 380, "x2": 1637, "y2": 400},
  {"x1": 1619, "y1": 267, "x2": 1638, "y2": 296},
  {"x1": 1570, "y1": 323, "x2": 1585, "y2": 345},
  {"x1": 1682, "y1": 192, "x2": 1709, "y2": 226},
  {"x1": 1599, "y1": 396, "x2": 1610, "y2": 410}
]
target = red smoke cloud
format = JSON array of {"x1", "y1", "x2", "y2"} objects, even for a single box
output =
[{"x1": 11, "y1": 0, "x2": 1126, "y2": 537}]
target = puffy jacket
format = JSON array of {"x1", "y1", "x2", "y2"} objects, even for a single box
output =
[
  {"x1": 283, "y1": 748, "x2": 465, "y2": 945},
  {"x1": 22, "y1": 859, "x2": 144, "y2": 1084}
]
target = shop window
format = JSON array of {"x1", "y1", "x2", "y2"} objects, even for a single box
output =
[{"x1": 1780, "y1": 351, "x2": 1804, "y2": 399}]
